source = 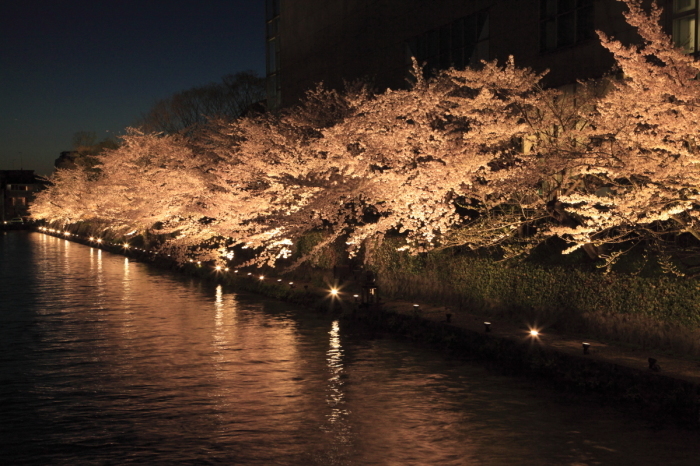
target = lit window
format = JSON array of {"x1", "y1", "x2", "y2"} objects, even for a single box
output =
[
  {"x1": 540, "y1": 0, "x2": 594, "y2": 52},
  {"x1": 673, "y1": 0, "x2": 698, "y2": 53}
]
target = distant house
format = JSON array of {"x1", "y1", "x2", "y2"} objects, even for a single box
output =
[{"x1": 0, "y1": 170, "x2": 43, "y2": 223}]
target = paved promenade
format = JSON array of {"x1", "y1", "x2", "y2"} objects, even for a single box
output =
[{"x1": 382, "y1": 300, "x2": 700, "y2": 387}]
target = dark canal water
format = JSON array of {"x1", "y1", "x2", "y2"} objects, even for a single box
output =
[{"x1": 1, "y1": 231, "x2": 699, "y2": 465}]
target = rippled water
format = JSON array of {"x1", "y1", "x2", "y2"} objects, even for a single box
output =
[{"x1": 1, "y1": 231, "x2": 699, "y2": 465}]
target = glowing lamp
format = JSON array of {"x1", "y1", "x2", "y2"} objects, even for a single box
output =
[
  {"x1": 215, "y1": 265, "x2": 222, "y2": 271},
  {"x1": 259, "y1": 275, "x2": 264, "y2": 280},
  {"x1": 96, "y1": 239, "x2": 103, "y2": 243},
  {"x1": 484, "y1": 322, "x2": 491, "y2": 332},
  {"x1": 330, "y1": 288, "x2": 339, "y2": 296},
  {"x1": 224, "y1": 268, "x2": 229, "y2": 272},
  {"x1": 582, "y1": 342, "x2": 590, "y2": 355},
  {"x1": 529, "y1": 329, "x2": 539, "y2": 337}
]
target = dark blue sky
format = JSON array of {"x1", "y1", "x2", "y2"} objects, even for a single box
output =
[{"x1": 1, "y1": 0, "x2": 265, "y2": 176}]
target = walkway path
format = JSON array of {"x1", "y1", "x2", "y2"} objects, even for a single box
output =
[{"x1": 383, "y1": 300, "x2": 700, "y2": 386}]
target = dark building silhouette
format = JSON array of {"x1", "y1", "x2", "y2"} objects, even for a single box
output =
[
  {"x1": 266, "y1": 0, "x2": 691, "y2": 109},
  {"x1": 0, "y1": 170, "x2": 43, "y2": 223}
]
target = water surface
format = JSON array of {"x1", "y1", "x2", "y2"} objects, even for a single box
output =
[{"x1": 1, "y1": 231, "x2": 698, "y2": 465}]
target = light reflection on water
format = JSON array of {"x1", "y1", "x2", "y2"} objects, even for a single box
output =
[{"x1": 0, "y1": 231, "x2": 699, "y2": 465}]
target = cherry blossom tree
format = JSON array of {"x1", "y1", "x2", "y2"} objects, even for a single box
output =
[
  {"x1": 545, "y1": 0, "x2": 700, "y2": 273},
  {"x1": 31, "y1": 0, "x2": 700, "y2": 275}
]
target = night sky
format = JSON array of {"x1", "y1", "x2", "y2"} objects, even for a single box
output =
[{"x1": 1, "y1": 0, "x2": 265, "y2": 176}]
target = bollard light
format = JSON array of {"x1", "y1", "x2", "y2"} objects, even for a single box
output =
[
  {"x1": 529, "y1": 329, "x2": 539, "y2": 337},
  {"x1": 582, "y1": 342, "x2": 590, "y2": 355},
  {"x1": 445, "y1": 313, "x2": 452, "y2": 323},
  {"x1": 484, "y1": 322, "x2": 491, "y2": 332},
  {"x1": 259, "y1": 275, "x2": 265, "y2": 280},
  {"x1": 330, "y1": 288, "x2": 339, "y2": 296}
]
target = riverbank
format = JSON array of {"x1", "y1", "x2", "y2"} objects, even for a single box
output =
[
  {"x1": 222, "y1": 272, "x2": 700, "y2": 429},
  {"x1": 33, "y1": 227, "x2": 700, "y2": 428}
]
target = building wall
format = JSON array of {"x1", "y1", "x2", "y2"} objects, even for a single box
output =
[{"x1": 269, "y1": 0, "x2": 662, "y2": 109}]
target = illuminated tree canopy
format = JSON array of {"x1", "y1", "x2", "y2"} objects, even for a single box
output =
[{"x1": 31, "y1": 1, "x2": 700, "y2": 275}]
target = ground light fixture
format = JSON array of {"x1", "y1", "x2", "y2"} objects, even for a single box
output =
[
  {"x1": 259, "y1": 275, "x2": 265, "y2": 280},
  {"x1": 484, "y1": 322, "x2": 491, "y2": 332},
  {"x1": 582, "y1": 342, "x2": 591, "y2": 355},
  {"x1": 648, "y1": 357, "x2": 660, "y2": 371}
]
